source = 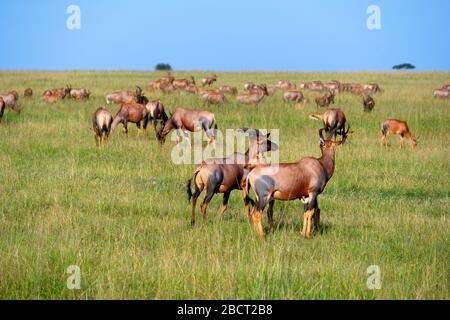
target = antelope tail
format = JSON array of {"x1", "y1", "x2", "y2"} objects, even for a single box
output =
[
  {"x1": 309, "y1": 113, "x2": 322, "y2": 121},
  {"x1": 186, "y1": 169, "x2": 200, "y2": 203}
]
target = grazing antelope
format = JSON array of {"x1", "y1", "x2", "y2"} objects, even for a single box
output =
[
  {"x1": 42, "y1": 85, "x2": 71, "y2": 100},
  {"x1": 70, "y1": 88, "x2": 90, "y2": 100},
  {"x1": 202, "y1": 92, "x2": 227, "y2": 105},
  {"x1": 201, "y1": 75, "x2": 217, "y2": 87},
  {"x1": 309, "y1": 108, "x2": 349, "y2": 139},
  {"x1": 24, "y1": 88, "x2": 33, "y2": 97},
  {"x1": 159, "y1": 82, "x2": 177, "y2": 94},
  {"x1": 111, "y1": 101, "x2": 150, "y2": 137},
  {"x1": 0, "y1": 97, "x2": 5, "y2": 122},
  {"x1": 283, "y1": 91, "x2": 306, "y2": 104},
  {"x1": 276, "y1": 80, "x2": 296, "y2": 90},
  {"x1": 315, "y1": 91, "x2": 335, "y2": 108},
  {"x1": 381, "y1": 119, "x2": 418, "y2": 148},
  {"x1": 244, "y1": 128, "x2": 349, "y2": 239},
  {"x1": 217, "y1": 85, "x2": 238, "y2": 95},
  {"x1": 0, "y1": 91, "x2": 19, "y2": 110},
  {"x1": 433, "y1": 88, "x2": 449, "y2": 99},
  {"x1": 185, "y1": 85, "x2": 200, "y2": 95},
  {"x1": 106, "y1": 86, "x2": 145, "y2": 104},
  {"x1": 363, "y1": 94, "x2": 375, "y2": 112},
  {"x1": 186, "y1": 129, "x2": 278, "y2": 225},
  {"x1": 350, "y1": 84, "x2": 363, "y2": 96},
  {"x1": 156, "y1": 108, "x2": 217, "y2": 145},
  {"x1": 308, "y1": 81, "x2": 325, "y2": 92},
  {"x1": 364, "y1": 83, "x2": 382, "y2": 94},
  {"x1": 236, "y1": 84, "x2": 269, "y2": 106},
  {"x1": 145, "y1": 99, "x2": 168, "y2": 132},
  {"x1": 244, "y1": 82, "x2": 257, "y2": 92},
  {"x1": 92, "y1": 107, "x2": 113, "y2": 146},
  {"x1": 173, "y1": 76, "x2": 195, "y2": 89}
]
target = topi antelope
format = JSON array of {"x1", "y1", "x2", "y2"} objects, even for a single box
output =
[
  {"x1": 145, "y1": 99, "x2": 168, "y2": 132},
  {"x1": 283, "y1": 91, "x2": 306, "y2": 104},
  {"x1": 217, "y1": 85, "x2": 238, "y2": 95},
  {"x1": 237, "y1": 84, "x2": 269, "y2": 106},
  {"x1": 106, "y1": 86, "x2": 144, "y2": 104},
  {"x1": 186, "y1": 128, "x2": 278, "y2": 225},
  {"x1": 173, "y1": 76, "x2": 196, "y2": 89},
  {"x1": 156, "y1": 108, "x2": 217, "y2": 145},
  {"x1": 381, "y1": 119, "x2": 418, "y2": 148},
  {"x1": 363, "y1": 94, "x2": 375, "y2": 112},
  {"x1": 276, "y1": 80, "x2": 296, "y2": 90},
  {"x1": 202, "y1": 92, "x2": 227, "y2": 106},
  {"x1": 92, "y1": 107, "x2": 113, "y2": 146},
  {"x1": 70, "y1": 88, "x2": 90, "y2": 100},
  {"x1": 244, "y1": 128, "x2": 349, "y2": 239},
  {"x1": 309, "y1": 108, "x2": 350, "y2": 139},
  {"x1": 201, "y1": 75, "x2": 217, "y2": 87},
  {"x1": 0, "y1": 91, "x2": 19, "y2": 110},
  {"x1": 433, "y1": 88, "x2": 449, "y2": 99},
  {"x1": 111, "y1": 100, "x2": 150, "y2": 137},
  {"x1": 364, "y1": 83, "x2": 382, "y2": 94},
  {"x1": 315, "y1": 91, "x2": 335, "y2": 108}
]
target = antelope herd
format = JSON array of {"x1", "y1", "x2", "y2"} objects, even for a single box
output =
[{"x1": 1, "y1": 73, "x2": 448, "y2": 239}]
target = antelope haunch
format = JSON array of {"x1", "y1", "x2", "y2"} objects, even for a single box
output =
[
  {"x1": 111, "y1": 102, "x2": 149, "y2": 137},
  {"x1": 309, "y1": 108, "x2": 349, "y2": 139},
  {"x1": 145, "y1": 99, "x2": 168, "y2": 132},
  {"x1": 106, "y1": 86, "x2": 144, "y2": 104},
  {"x1": 236, "y1": 84, "x2": 269, "y2": 106},
  {"x1": 156, "y1": 108, "x2": 217, "y2": 145},
  {"x1": 363, "y1": 95, "x2": 375, "y2": 112},
  {"x1": 364, "y1": 83, "x2": 382, "y2": 94},
  {"x1": 433, "y1": 88, "x2": 449, "y2": 99},
  {"x1": 92, "y1": 107, "x2": 113, "y2": 146},
  {"x1": 244, "y1": 128, "x2": 349, "y2": 239},
  {"x1": 186, "y1": 129, "x2": 278, "y2": 225},
  {"x1": 24, "y1": 88, "x2": 33, "y2": 97},
  {"x1": 217, "y1": 85, "x2": 238, "y2": 95},
  {"x1": 0, "y1": 92, "x2": 19, "y2": 110},
  {"x1": 173, "y1": 76, "x2": 195, "y2": 89},
  {"x1": 381, "y1": 119, "x2": 418, "y2": 148}
]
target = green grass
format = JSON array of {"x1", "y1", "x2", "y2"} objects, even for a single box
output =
[{"x1": 0, "y1": 71, "x2": 448, "y2": 299}]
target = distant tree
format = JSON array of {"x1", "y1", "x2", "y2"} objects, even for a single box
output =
[
  {"x1": 392, "y1": 63, "x2": 416, "y2": 70},
  {"x1": 155, "y1": 63, "x2": 172, "y2": 71}
]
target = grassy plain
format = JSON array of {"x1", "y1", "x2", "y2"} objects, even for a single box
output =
[{"x1": 0, "y1": 71, "x2": 448, "y2": 299}]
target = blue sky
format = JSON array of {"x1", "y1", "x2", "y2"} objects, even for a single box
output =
[{"x1": 0, "y1": 0, "x2": 449, "y2": 71}]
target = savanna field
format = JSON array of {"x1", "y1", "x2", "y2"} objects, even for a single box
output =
[{"x1": 0, "y1": 71, "x2": 448, "y2": 299}]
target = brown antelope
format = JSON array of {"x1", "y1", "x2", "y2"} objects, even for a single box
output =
[
  {"x1": 202, "y1": 92, "x2": 227, "y2": 105},
  {"x1": 276, "y1": 80, "x2": 296, "y2": 90},
  {"x1": 217, "y1": 85, "x2": 238, "y2": 95},
  {"x1": 433, "y1": 88, "x2": 449, "y2": 99},
  {"x1": 156, "y1": 108, "x2": 217, "y2": 145},
  {"x1": 363, "y1": 94, "x2": 375, "y2": 112},
  {"x1": 42, "y1": 85, "x2": 71, "y2": 100},
  {"x1": 92, "y1": 107, "x2": 113, "y2": 146},
  {"x1": 283, "y1": 91, "x2": 306, "y2": 104},
  {"x1": 145, "y1": 99, "x2": 168, "y2": 132},
  {"x1": 106, "y1": 86, "x2": 145, "y2": 104},
  {"x1": 236, "y1": 84, "x2": 269, "y2": 106},
  {"x1": 70, "y1": 88, "x2": 90, "y2": 100},
  {"x1": 315, "y1": 91, "x2": 335, "y2": 108},
  {"x1": 244, "y1": 128, "x2": 349, "y2": 239},
  {"x1": 364, "y1": 83, "x2": 382, "y2": 94},
  {"x1": 244, "y1": 82, "x2": 257, "y2": 92},
  {"x1": 381, "y1": 119, "x2": 418, "y2": 148},
  {"x1": 0, "y1": 97, "x2": 5, "y2": 122},
  {"x1": 111, "y1": 98, "x2": 150, "y2": 137},
  {"x1": 309, "y1": 108, "x2": 349, "y2": 139},
  {"x1": 0, "y1": 91, "x2": 19, "y2": 110},
  {"x1": 185, "y1": 85, "x2": 200, "y2": 95},
  {"x1": 24, "y1": 88, "x2": 33, "y2": 97},
  {"x1": 201, "y1": 75, "x2": 217, "y2": 87},
  {"x1": 186, "y1": 128, "x2": 278, "y2": 225},
  {"x1": 351, "y1": 84, "x2": 363, "y2": 96},
  {"x1": 159, "y1": 82, "x2": 177, "y2": 94},
  {"x1": 308, "y1": 81, "x2": 325, "y2": 92},
  {"x1": 173, "y1": 76, "x2": 196, "y2": 89}
]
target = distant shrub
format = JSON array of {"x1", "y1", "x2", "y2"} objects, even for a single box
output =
[
  {"x1": 155, "y1": 63, "x2": 172, "y2": 71},
  {"x1": 392, "y1": 63, "x2": 416, "y2": 70}
]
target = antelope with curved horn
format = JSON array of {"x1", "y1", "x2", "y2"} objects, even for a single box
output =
[
  {"x1": 110, "y1": 97, "x2": 151, "y2": 137},
  {"x1": 92, "y1": 107, "x2": 113, "y2": 146},
  {"x1": 156, "y1": 108, "x2": 217, "y2": 145},
  {"x1": 106, "y1": 86, "x2": 144, "y2": 104},
  {"x1": 186, "y1": 129, "x2": 278, "y2": 225},
  {"x1": 244, "y1": 128, "x2": 349, "y2": 239},
  {"x1": 381, "y1": 119, "x2": 418, "y2": 148}
]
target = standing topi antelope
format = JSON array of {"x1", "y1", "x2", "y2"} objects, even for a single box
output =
[
  {"x1": 363, "y1": 94, "x2": 375, "y2": 112},
  {"x1": 186, "y1": 129, "x2": 278, "y2": 225},
  {"x1": 244, "y1": 128, "x2": 349, "y2": 239},
  {"x1": 156, "y1": 108, "x2": 217, "y2": 145},
  {"x1": 106, "y1": 86, "x2": 145, "y2": 104},
  {"x1": 202, "y1": 92, "x2": 227, "y2": 106},
  {"x1": 315, "y1": 91, "x2": 335, "y2": 108},
  {"x1": 145, "y1": 99, "x2": 168, "y2": 132},
  {"x1": 201, "y1": 75, "x2": 218, "y2": 87},
  {"x1": 381, "y1": 119, "x2": 418, "y2": 148},
  {"x1": 92, "y1": 107, "x2": 113, "y2": 146},
  {"x1": 283, "y1": 91, "x2": 306, "y2": 104},
  {"x1": 70, "y1": 88, "x2": 91, "y2": 100},
  {"x1": 110, "y1": 96, "x2": 151, "y2": 137},
  {"x1": 236, "y1": 84, "x2": 269, "y2": 106}
]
